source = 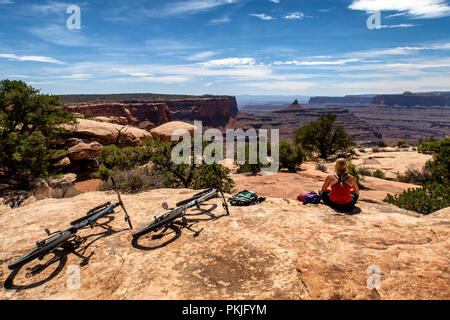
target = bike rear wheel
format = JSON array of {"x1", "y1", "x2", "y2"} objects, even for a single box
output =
[{"x1": 8, "y1": 230, "x2": 73, "y2": 270}]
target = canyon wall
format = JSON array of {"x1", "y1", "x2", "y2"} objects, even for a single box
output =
[
  {"x1": 309, "y1": 95, "x2": 373, "y2": 105},
  {"x1": 234, "y1": 105, "x2": 383, "y2": 145},
  {"x1": 63, "y1": 96, "x2": 239, "y2": 129},
  {"x1": 165, "y1": 96, "x2": 239, "y2": 127},
  {"x1": 64, "y1": 102, "x2": 171, "y2": 130},
  {"x1": 372, "y1": 92, "x2": 450, "y2": 107}
]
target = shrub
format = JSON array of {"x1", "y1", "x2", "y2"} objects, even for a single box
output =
[
  {"x1": 236, "y1": 142, "x2": 270, "y2": 175},
  {"x1": 0, "y1": 80, "x2": 76, "y2": 187},
  {"x1": 95, "y1": 139, "x2": 153, "y2": 171},
  {"x1": 98, "y1": 167, "x2": 169, "y2": 194},
  {"x1": 316, "y1": 163, "x2": 327, "y2": 173},
  {"x1": 93, "y1": 164, "x2": 113, "y2": 181},
  {"x1": 386, "y1": 137, "x2": 449, "y2": 214},
  {"x1": 294, "y1": 113, "x2": 356, "y2": 159},
  {"x1": 192, "y1": 164, "x2": 234, "y2": 193},
  {"x1": 358, "y1": 148, "x2": 366, "y2": 153},
  {"x1": 396, "y1": 167, "x2": 432, "y2": 185},
  {"x1": 81, "y1": 113, "x2": 96, "y2": 119},
  {"x1": 384, "y1": 183, "x2": 449, "y2": 214},
  {"x1": 376, "y1": 140, "x2": 388, "y2": 148},
  {"x1": 418, "y1": 137, "x2": 449, "y2": 154},
  {"x1": 347, "y1": 161, "x2": 365, "y2": 188},
  {"x1": 425, "y1": 140, "x2": 450, "y2": 187},
  {"x1": 357, "y1": 167, "x2": 372, "y2": 177},
  {"x1": 372, "y1": 169, "x2": 386, "y2": 179},
  {"x1": 417, "y1": 136, "x2": 438, "y2": 146},
  {"x1": 372, "y1": 147, "x2": 380, "y2": 153},
  {"x1": 396, "y1": 139, "x2": 408, "y2": 148},
  {"x1": 278, "y1": 140, "x2": 304, "y2": 172},
  {"x1": 151, "y1": 138, "x2": 234, "y2": 192}
]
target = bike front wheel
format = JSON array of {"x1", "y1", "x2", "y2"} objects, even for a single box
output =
[
  {"x1": 132, "y1": 219, "x2": 166, "y2": 239},
  {"x1": 8, "y1": 230, "x2": 73, "y2": 270}
]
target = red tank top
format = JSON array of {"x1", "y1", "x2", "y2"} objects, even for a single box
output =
[{"x1": 330, "y1": 174, "x2": 352, "y2": 204}]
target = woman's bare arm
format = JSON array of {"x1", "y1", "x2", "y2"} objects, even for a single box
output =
[{"x1": 321, "y1": 176, "x2": 332, "y2": 192}]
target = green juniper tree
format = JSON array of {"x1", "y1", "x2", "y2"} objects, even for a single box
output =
[
  {"x1": 294, "y1": 114, "x2": 356, "y2": 159},
  {"x1": 0, "y1": 80, "x2": 76, "y2": 187}
]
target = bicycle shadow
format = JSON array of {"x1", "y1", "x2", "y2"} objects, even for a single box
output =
[
  {"x1": 3, "y1": 216, "x2": 127, "y2": 290},
  {"x1": 132, "y1": 203, "x2": 228, "y2": 251}
]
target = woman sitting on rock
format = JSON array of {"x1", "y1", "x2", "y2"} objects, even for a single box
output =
[{"x1": 319, "y1": 158, "x2": 359, "y2": 212}]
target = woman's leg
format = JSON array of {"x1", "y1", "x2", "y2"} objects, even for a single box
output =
[
  {"x1": 339, "y1": 194, "x2": 359, "y2": 212},
  {"x1": 321, "y1": 192, "x2": 359, "y2": 212},
  {"x1": 351, "y1": 193, "x2": 359, "y2": 205},
  {"x1": 320, "y1": 192, "x2": 333, "y2": 206}
]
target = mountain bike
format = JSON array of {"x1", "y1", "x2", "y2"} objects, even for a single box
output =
[
  {"x1": 8, "y1": 177, "x2": 132, "y2": 270},
  {"x1": 132, "y1": 188, "x2": 228, "y2": 239},
  {"x1": 132, "y1": 164, "x2": 230, "y2": 240}
]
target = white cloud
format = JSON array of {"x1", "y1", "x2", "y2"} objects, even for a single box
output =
[
  {"x1": 0, "y1": 0, "x2": 14, "y2": 4},
  {"x1": 270, "y1": 0, "x2": 280, "y2": 3},
  {"x1": 29, "y1": 24, "x2": 89, "y2": 47},
  {"x1": 250, "y1": 13, "x2": 275, "y2": 20},
  {"x1": 353, "y1": 43, "x2": 450, "y2": 57},
  {"x1": 385, "y1": 11, "x2": 408, "y2": 18},
  {"x1": 186, "y1": 51, "x2": 216, "y2": 61},
  {"x1": 201, "y1": 57, "x2": 255, "y2": 67},
  {"x1": 59, "y1": 73, "x2": 92, "y2": 80},
  {"x1": 145, "y1": 39, "x2": 198, "y2": 51},
  {"x1": 379, "y1": 23, "x2": 416, "y2": 28},
  {"x1": 30, "y1": 1, "x2": 72, "y2": 14},
  {"x1": 129, "y1": 76, "x2": 189, "y2": 83},
  {"x1": 0, "y1": 53, "x2": 65, "y2": 64},
  {"x1": 111, "y1": 59, "x2": 272, "y2": 82},
  {"x1": 244, "y1": 81, "x2": 315, "y2": 92},
  {"x1": 209, "y1": 16, "x2": 231, "y2": 24},
  {"x1": 283, "y1": 12, "x2": 304, "y2": 20},
  {"x1": 349, "y1": 0, "x2": 450, "y2": 18},
  {"x1": 274, "y1": 59, "x2": 360, "y2": 66},
  {"x1": 162, "y1": 0, "x2": 237, "y2": 15},
  {"x1": 334, "y1": 76, "x2": 450, "y2": 93}
]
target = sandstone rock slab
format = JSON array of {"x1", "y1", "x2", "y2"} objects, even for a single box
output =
[
  {"x1": 150, "y1": 121, "x2": 196, "y2": 141},
  {"x1": 0, "y1": 189, "x2": 448, "y2": 300},
  {"x1": 63, "y1": 119, "x2": 152, "y2": 147},
  {"x1": 68, "y1": 141, "x2": 103, "y2": 161}
]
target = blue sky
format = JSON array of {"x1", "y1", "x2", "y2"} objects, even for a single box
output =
[{"x1": 0, "y1": 0, "x2": 449, "y2": 96}]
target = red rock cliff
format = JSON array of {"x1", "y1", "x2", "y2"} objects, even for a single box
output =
[
  {"x1": 64, "y1": 102, "x2": 171, "y2": 129},
  {"x1": 64, "y1": 96, "x2": 239, "y2": 129},
  {"x1": 165, "y1": 96, "x2": 238, "y2": 126}
]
